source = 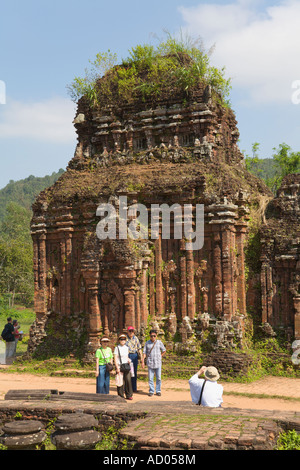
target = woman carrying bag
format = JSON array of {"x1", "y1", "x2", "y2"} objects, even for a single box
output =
[
  {"x1": 95, "y1": 336, "x2": 113, "y2": 394},
  {"x1": 114, "y1": 333, "x2": 133, "y2": 400}
]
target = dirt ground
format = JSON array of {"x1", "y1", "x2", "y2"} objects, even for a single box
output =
[{"x1": 0, "y1": 366, "x2": 300, "y2": 412}]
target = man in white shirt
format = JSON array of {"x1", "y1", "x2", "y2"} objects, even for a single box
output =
[{"x1": 189, "y1": 366, "x2": 223, "y2": 407}]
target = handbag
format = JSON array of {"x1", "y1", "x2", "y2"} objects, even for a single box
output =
[
  {"x1": 144, "y1": 340, "x2": 156, "y2": 366},
  {"x1": 118, "y1": 347, "x2": 131, "y2": 373},
  {"x1": 197, "y1": 379, "x2": 207, "y2": 406},
  {"x1": 115, "y1": 372, "x2": 123, "y2": 387},
  {"x1": 100, "y1": 348, "x2": 114, "y2": 372}
]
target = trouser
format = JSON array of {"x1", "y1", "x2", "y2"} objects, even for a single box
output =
[
  {"x1": 117, "y1": 370, "x2": 133, "y2": 399},
  {"x1": 5, "y1": 341, "x2": 15, "y2": 364},
  {"x1": 148, "y1": 365, "x2": 162, "y2": 394},
  {"x1": 96, "y1": 365, "x2": 110, "y2": 394},
  {"x1": 129, "y1": 352, "x2": 138, "y2": 392}
]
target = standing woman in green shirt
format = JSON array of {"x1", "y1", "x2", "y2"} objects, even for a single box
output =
[{"x1": 95, "y1": 337, "x2": 113, "y2": 394}]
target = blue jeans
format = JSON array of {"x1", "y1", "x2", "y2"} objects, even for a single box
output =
[
  {"x1": 129, "y1": 352, "x2": 138, "y2": 392},
  {"x1": 96, "y1": 365, "x2": 110, "y2": 394},
  {"x1": 148, "y1": 365, "x2": 161, "y2": 394}
]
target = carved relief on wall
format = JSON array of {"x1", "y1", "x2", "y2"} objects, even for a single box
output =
[
  {"x1": 46, "y1": 265, "x2": 61, "y2": 313},
  {"x1": 162, "y1": 260, "x2": 178, "y2": 313},
  {"x1": 99, "y1": 279, "x2": 124, "y2": 334},
  {"x1": 195, "y1": 260, "x2": 208, "y2": 313}
]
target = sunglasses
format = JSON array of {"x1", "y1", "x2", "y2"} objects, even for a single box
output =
[{"x1": 150, "y1": 334, "x2": 157, "y2": 337}]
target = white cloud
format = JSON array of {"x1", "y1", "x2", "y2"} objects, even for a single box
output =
[
  {"x1": 179, "y1": 0, "x2": 300, "y2": 104},
  {"x1": 0, "y1": 96, "x2": 76, "y2": 143}
]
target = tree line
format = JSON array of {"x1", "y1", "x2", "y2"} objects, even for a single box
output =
[
  {"x1": 245, "y1": 142, "x2": 300, "y2": 192},
  {"x1": 0, "y1": 170, "x2": 64, "y2": 308}
]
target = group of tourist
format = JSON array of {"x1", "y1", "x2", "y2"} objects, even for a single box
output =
[
  {"x1": 95, "y1": 326, "x2": 223, "y2": 407},
  {"x1": 95, "y1": 327, "x2": 166, "y2": 400},
  {"x1": 1, "y1": 317, "x2": 23, "y2": 364}
]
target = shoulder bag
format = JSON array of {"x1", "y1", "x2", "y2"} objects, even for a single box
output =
[
  {"x1": 197, "y1": 379, "x2": 207, "y2": 406},
  {"x1": 100, "y1": 348, "x2": 114, "y2": 372},
  {"x1": 118, "y1": 346, "x2": 131, "y2": 373}
]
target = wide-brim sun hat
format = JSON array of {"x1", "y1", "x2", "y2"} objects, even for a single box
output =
[{"x1": 204, "y1": 366, "x2": 220, "y2": 382}]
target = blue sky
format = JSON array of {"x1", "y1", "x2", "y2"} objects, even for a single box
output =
[{"x1": 0, "y1": 0, "x2": 299, "y2": 189}]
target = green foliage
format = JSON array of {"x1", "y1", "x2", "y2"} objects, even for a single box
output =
[
  {"x1": 67, "y1": 34, "x2": 232, "y2": 107},
  {"x1": 66, "y1": 51, "x2": 118, "y2": 105},
  {"x1": 0, "y1": 203, "x2": 34, "y2": 306},
  {"x1": 245, "y1": 142, "x2": 300, "y2": 193},
  {"x1": 42, "y1": 418, "x2": 57, "y2": 450},
  {"x1": 0, "y1": 170, "x2": 64, "y2": 308},
  {"x1": 95, "y1": 426, "x2": 132, "y2": 450},
  {"x1": 272, "y1": 142, "x2": 300, "y2": 187},
  {"x1": 245, "y1": 142, "x2": 262, "y2": 177},
  {"x1": 276, "y1": 430, "x2": 300, "y2": 450}
]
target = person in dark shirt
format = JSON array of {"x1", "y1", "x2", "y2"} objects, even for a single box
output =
[{"x1": 1, "y1": 317, "x2": 15, "y2": 364}]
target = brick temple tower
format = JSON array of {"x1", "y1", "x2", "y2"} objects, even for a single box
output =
[{"x1": 28, "y1": 55, "x2": 274, "y2": 360}]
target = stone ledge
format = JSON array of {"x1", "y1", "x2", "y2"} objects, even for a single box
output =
[{"x1": 0, "y1": 398, "x2": 298, "y2": 451}]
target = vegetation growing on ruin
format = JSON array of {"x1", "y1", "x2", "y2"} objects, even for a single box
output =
[
  {"x1": 245, "y1": 142, "x2": 300, "y2": 193},
  {"x1": 67, "y1": 34, "x2": 232, "y2": 108}
]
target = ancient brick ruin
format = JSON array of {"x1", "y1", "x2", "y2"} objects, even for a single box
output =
[
  {"x1": 27, "y1": 71, "x2": 299, "y2": 361},
  {"x1": 259, "y1": 174, "x2": 300, "y2": 340}
]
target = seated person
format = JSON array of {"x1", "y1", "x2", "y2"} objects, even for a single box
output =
[{"x1": 189, "y1": 365, "x2": 223, "y2": 407}]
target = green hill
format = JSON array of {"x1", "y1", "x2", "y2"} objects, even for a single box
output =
[{"x1": 0, "y1": 169, "x2": 65, "y2": 221}]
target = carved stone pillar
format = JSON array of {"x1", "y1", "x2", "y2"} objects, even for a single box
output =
[
  {"x1": 139, "y1": 266, "x2": 149, "y2": 327},
  {"x1": 235, "y1": 193, "x2": 249, "y2": 318},
  {"x1": 162, "y1": 270, "x2": 170, "y2": 313},
  {"x1": 124, "y1": 284, "x2": 136, "y2": 330},
  {"x1": 213, "y1": 230, "x2": 222, "y2": 317},
  {"x1": 201, "y1": 287, "x2": 209, "y2": 313},
  {"x1": 65, "y1": 232, "x2": 72, "y2": 316},
  {"x1": 101, "y1": 292, "x2": 112, "y2": 335},
  {"x1": 83, "y1": 272, "x2": 102, "y2": 348},
  {"x1": 32, "y1": 232, "x2": 47, "y2": 317},
  {"x1": 195, "y1": 261, "x2": 207, "y2": 314},
  {"x1": 293, "y1": 296, "x2": 300, "y2": 340},
  {"x1": 179, "y1": 240, "x2": 187, "y2": 320},
  {"x1": 135, "y1": 286, "x2": 141, "y2": 331},
  {"x1": 221, "y1": 228, "x2": 232, "y2": 321},
  {"x1": 261, "y1": 260, "x2": 268, "y2": 324},
  {"x1": 186, "y1": 248, "x2": 195, "y2": 320},
  {"x1": 155, "y1": 238, "x2": 164, "y2": 318}
]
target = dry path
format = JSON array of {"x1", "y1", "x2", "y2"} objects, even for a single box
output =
[{"x1": 0, "y1": 367, "x2": 300, "y2": 412}]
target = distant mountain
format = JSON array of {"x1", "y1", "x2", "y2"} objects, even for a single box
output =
[{"x1": 0, "y1": 169, "x2": 65, "y2": 221}]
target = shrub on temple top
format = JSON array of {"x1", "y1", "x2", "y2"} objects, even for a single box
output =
[{"x1": 67, "y1": 34, "x2": 232, "y2": 108}]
